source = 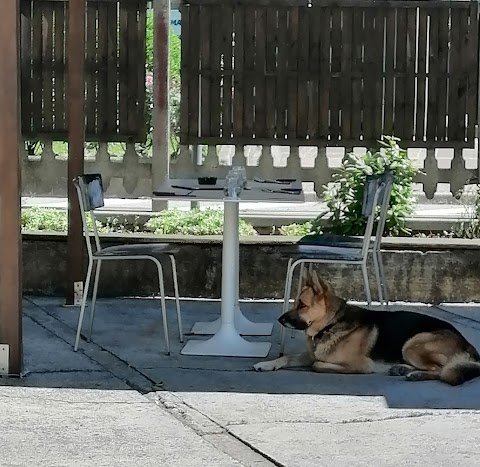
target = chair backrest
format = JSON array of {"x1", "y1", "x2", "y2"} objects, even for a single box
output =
[
  {"x1": 373, "y1": 171, "x2": 394, "y2": 251},
  {"x1": 360, "y1": 170, "x2": 394, "y2": 256},
  {"x1": 72, "y1": 174, "x2": 105, "y2": 258}
]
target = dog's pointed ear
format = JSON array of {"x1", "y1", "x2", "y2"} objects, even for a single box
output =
[
  {"x1": 309, "y1": 270, "x2": 330, "y2": 295},
  {"x1": 302, "y1": 267, "x2": 312, "y2": 287}
]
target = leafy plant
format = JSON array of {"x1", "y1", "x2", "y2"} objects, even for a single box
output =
[
  {"x1": 23, "y1": 207, "x2": 328, "y2": 237},
  {"x1": 145, "y1": 209, "x2": 257, "y2": 236},
  {"x1": 22, "y1": 208, "x2": 68, "y2": 232},
  {"x1": 144, "y1": 12, "x2": 182, "y2": 158},
  {"x1": 450, "y1": 184, "x2": 480, "y2": 238},
  {"x1": 21, "y1": 208, "x2": 106, "y2": 233},
  {"x1": 314, "y1": 136, "x2": 417, "y2": 236},
  {"x1": 24, "y1": 140, "x2": 44, "y2": 156},
  {"x1": 278, "y1": 222, "x2": 313, "y2": 236},
  {"x1": 145, "y1": 13, "x2": 181, "y2": 82}
]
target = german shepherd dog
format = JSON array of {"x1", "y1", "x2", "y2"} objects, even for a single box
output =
[{"x1": 254, "y1": 270, "x2": 480, "y2": 385}]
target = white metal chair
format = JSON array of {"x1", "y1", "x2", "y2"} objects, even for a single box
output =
[
  {"x1": 72, "y1": 173, "x2": 183, "y2": 355},
  {"x1": 279, "y1": 171, "x2": 394, "y2": 354}
]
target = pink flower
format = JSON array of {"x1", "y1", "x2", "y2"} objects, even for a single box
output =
[{"x1": 145, "y1": 73, "x2": 154, "y2": 87}]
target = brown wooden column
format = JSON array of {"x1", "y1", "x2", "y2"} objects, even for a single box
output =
[
  {"x1": 151, "y1": 0, "x2": 170, "y2": 211},
  {"x1": 66, "y1": 0, "x2": 86, "y2": 304},
  {"x1": 0, "y1": 0, "x2": 22, "y2": 375}
]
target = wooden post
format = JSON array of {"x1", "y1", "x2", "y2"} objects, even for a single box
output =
[
  {"x1": 66, "y1": 0, "x2": 86, "y2": 304},
  {"x1": 0, "y1": 0, "x2": 22, "y2": 375},
  {"x1": 151, "y1": 0, "x2": 170, "y2": 210}
]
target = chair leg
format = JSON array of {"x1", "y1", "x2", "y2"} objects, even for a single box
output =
[
  {"x1": 361, "y1": 262, "x2": 372, "y2": 306},
  {"x1": 372, "y1": 251, "x2": 384, "y2": 305},
  {"x1": 169, "y1": 255, "x2": 183, "y2": 343},
  {"x1": 74, "y1": 259, "x2": 94, "y2": 351},
  {"x1": 295, "y1": 263, "x2": 306, "y2": 300},
  {"x1": 280, "y1": 261, "x2": 306, "y2": 351},
  {"x1": 279, "y1": 258, "x2": 293, "y2": 351},
  {"x1": 87, "y1": 259, "x2": 102, "y2": 342},
  {"x1": 154, "y1": 259, "x2": 170, "y2": 355},
  {"x1": 377, "y1": 250, "x2": 389, "y2": 305},
  {"x1": 279, "y1": 259, "x2": 299, "y2": 356}
]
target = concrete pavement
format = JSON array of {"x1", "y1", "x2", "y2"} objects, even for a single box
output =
[{"x1": 2, "y1": 297, "x2": 480, "y2": 466}]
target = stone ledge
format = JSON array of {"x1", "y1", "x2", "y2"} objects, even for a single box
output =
[
  {"x1": 22, "y1": 232, "x2": 480, "y2": 303},
  {"x1": 22, "y1": 231, "x2": 480, "y2": 249}
]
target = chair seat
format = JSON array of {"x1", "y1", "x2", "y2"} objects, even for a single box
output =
[
  {"x1": 297, "y1": 233, "x2": 372, "y2": 248},
  {"x1": 94, "y1": 243, "x2": 180, "y2": 258},
  {"x1": 282, "y1": 244, "x2": 364, "y2": 261}
]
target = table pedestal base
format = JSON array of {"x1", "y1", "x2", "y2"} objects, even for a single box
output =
[
  {"x1": 181, "y1": 325, "x2": 271, "y2": 357},
  {"x1": 190, "y1": 304, "x2": 274, "y2": 336}
]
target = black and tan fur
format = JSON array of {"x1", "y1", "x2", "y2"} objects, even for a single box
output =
[{"x1": 254, "y1": 271, "x2": 480, "y2": 385}]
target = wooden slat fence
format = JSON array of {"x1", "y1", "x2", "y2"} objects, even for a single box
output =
[
  {"x1": 20, "y1": 0, "x2": 147, "y2": 141},
  {"x1": 180, "y1": 0, "x2": 480, "y2": 148}
]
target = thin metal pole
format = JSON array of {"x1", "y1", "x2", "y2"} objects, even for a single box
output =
[{"x1": 193, "y1": 144, "x2": 203, "y2": 165}]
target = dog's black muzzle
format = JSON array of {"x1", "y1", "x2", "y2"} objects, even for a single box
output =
[{"x1": 278, "y1": 311, "x2": 308, "y2": 330}]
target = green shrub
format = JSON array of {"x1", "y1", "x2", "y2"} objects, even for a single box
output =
[
  {"x1": 22, "y1": 208, "x2": 68, "y2": 232},
  {"x1": 145, "y1": 209, "x2": 257, "y2": 236},
  {"x1": 169, "y1": 29, "x2": 181, "y2": 85},
  {"x1": 278, "y1": 222, "x2": 313, "y2": 236},
  {"x1": 144, "y1": 12, "x2": 181, "y2": 157},
  {"x1": 21, "y1": 208, "x2": 105, "y2": 233},
  {"x1": 314, "y1": 136, "x2": 417, "y2": 236},
  {"x1": 452, "y1": 220, "x2": 480, "y2": 239},
  {"x1": 21, "y1": 208, "x2": 257, "y2": 236},
  {"x1": 450, "y1": 184, "x2": 480, "y2": 238},
  {"x1": 145, "y1": 11, "x2": 181, "y2": 82}
]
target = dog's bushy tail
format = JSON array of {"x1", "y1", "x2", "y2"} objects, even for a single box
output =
[{"x1": 440, "y1": 353, "x2": 480, "y2": 386}]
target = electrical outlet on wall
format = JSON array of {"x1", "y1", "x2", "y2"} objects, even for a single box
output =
[
  {"x1": 0, "y1": 345, "x2": 9, "y2": 375},
  {"x1": 74, "y1": 281, "x2": 83, "y2": 306}
]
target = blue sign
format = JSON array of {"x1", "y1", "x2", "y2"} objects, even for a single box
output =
[{"x1": 171, "y1": 9, "x2": 181, "y2": 36}]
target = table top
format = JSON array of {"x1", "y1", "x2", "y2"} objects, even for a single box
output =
[{"x1": 153, "y1": 178, "x2": 305, "y2": 203}]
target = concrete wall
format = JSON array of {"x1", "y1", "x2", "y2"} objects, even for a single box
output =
[
  {"x1": 23, "y1": 141, "x2": 478, "y2": 201},
  {"x1": 23, "y1": 233, "x2": 480, "y2": 303}
]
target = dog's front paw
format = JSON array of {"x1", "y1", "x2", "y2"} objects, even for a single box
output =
[{"x1": 253, "y1": 360, "x2": 281, "y2": 372}]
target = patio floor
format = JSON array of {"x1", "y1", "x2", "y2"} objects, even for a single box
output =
[
  {"x1": 2, "y1": 296, "x2": 480, "y2": 466},
  {"x1": 18, "y1": 295, "x2": 480, "y2": 402}
]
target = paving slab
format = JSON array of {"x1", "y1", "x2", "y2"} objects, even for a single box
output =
[
  {"x1": 228, "y1": 412, "x2": 480, "y2": 467},
  {"x1": 0, "y1": 386, "x2": 241, "y2": 467}
]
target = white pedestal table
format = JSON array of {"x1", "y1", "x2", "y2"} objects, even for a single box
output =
[{"x1": 153, "y1": 178, "x2": 304, "y2": 357}]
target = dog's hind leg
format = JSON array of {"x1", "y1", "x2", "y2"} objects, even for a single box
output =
[
  {"x1": 253, "y1": 352, "x2": 312, "y2": 372},
  {"x1": 400, "y1": 332, "x2": 449, "y2": 382},
  {"x1": 311, "y1": 358, "x2": 373, "y2": 374}
]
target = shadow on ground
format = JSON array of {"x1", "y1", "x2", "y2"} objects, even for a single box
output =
[{"x1": 4, "y1": 296, "x2": 480, "y2": 410}]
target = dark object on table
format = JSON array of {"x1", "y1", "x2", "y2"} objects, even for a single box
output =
[
  {"x1": 253, "y1": 176, "x2": 296, "y2": 185},
  {"x1": 153, "y1": 190, "x2": 196, "y2": 197},
  {"x1": 198, "y1": 176, "x2": 217, "y2": 185},
  {"x1": 172, "y1": 184, "x2": 223, "y2": 191}
]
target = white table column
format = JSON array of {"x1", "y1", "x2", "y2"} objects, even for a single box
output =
[
  {"x1": 181, "y1": 201, "x2": 271, "y2": 357},
  {"x1": 190, "y1": 227, "x2": 274, "y2": 336}
]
